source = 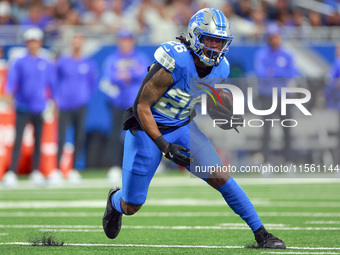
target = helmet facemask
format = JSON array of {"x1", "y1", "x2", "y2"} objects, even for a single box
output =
[
  {"x1": 195, "y1": 30, "x2": 232, "y2": 66},
  {"x1": 187, "y1": 8, "x2": 233, "y2": 67}
]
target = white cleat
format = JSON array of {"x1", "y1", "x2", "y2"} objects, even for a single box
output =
[
  {"x1": 47, "y1": 169, "x2": 64, "y2": 186},
  {"x1": 68, "y1": 169, "x2": 83, "y2": 185},
  {"x1": 107, "y1": 166, "x2": 122, "y2": 184},
  {"x1": 2, "y1": 171, "x2": 18, "y2": 188},
  {"x1": 29, "y1": 169, "x2": 46, "y2": 187}
]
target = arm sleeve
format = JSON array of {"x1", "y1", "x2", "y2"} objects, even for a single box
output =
[
  {"x1": 6, "y1": 60, "x2": 20, "y2": 94},
  {"x1": 324, "y1": 61, "x2": 340, "y2": 105}
]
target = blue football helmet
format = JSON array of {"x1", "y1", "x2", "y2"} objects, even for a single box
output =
[{"x1": 186, "y1": 8, "x2": 233, "y2": 66}]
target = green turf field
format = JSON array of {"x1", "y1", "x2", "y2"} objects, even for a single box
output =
[{"x1": 0, "y1": 170, "x2": 339, "y2": 254}]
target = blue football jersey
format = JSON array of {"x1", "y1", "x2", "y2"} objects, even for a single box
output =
[{"x1": 152, "y1": 41, "x2": 230, "y2": 126}]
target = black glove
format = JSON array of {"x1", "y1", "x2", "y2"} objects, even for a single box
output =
[
  {"x1": 208, "y1": 104, "x2": 233, "y2": 121},
  {"x1": 164, "y1": 143, "x2": 192, "y2": 167}
]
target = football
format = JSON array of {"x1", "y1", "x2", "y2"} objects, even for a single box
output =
[{"x1": 207, "y1": 88, "x2": 233, "y2": 113}]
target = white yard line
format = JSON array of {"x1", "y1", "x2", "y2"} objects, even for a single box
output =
[
  {"x1": 0, "y1": 224, "x2": 339, "y2": 231},
  {"x1": 219, "y1": 223, "x2": 287, "y2": 227},
  {"x1": 258, "y1": 212, "x2": 340, "y2": 217},
  {"x1": 40, "y1": 226, "x2": 340, "y2": 231},
  {"x1": 262, "y1": 252, "x2": 340, "y2": 254},
  {"x1": 0, "y1": 212, "x2": 340, "y2": 217},
  {"x1": 0, "y1": 242, "x2": 339, "y2": 251},
  {"x1": 306, "y1": 221, "x2": 340, "y2": 224},
  {"x1": 0, "y1": 225, "x2": 102, "y2": 229},
  {"x1": 0, "y1": 233, "x2": 8, "y2": 236},
  {"x1": 0, "y1": 212, "x2": 103, "y2": 217},
  {"x1": 0, "y1": 199, "x2": 340, "y2": 208}
]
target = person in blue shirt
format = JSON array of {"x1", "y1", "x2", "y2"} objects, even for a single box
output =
[
  {"x1": 102, "y1": 8, "x2": 286, "y2": 249},
  {"x1": 53, "y1": 33, "x2": 97, "y2": 184},
  {"x1": 325, "y1": 43, "x2": 340, "y2": 109},
  {"x1": 20, "y1": 4, "x2": 53, "y2": 30},
  {"x1": 324, "y1": 43, "x2": 340, "y2": 163},
  {"x1": 2, "y1": 27, "x2": 55, "y2": 188},
  {"x1": 102, "y1": 29, "x2": 149, "y2": 183},
  {"x1": 254, "y1": 23, "x2": 297, "y2": 164}
]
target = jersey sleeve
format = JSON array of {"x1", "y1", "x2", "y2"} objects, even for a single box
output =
[
  {"x1": 7, "y1": 58, "x2": 21, "y2": 94},
  {"x1": 154, "y1": 41, "x2": 188, "y2": 84}
]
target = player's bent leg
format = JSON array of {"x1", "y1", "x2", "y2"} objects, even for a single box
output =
[
  {"x1": 206, "y1": 167, "x2": 230, "y2": 189},
  {"x1": 121, "y1": 200, "x2": 142, "y2": 215},
  {"x1": 103, "y1": 187, "x2": 123, "y2": 239},
  {"x1": 188, "y1": 122, "x2": 285, "y2": 249},
  {"x1": 206, "y1": 171, "x2": 286, "y2": 249},
  {"x1": 103, "y1": 129, "x2": 163, "y2": 239},
  {"x1": 207, "y1": 171, "x2": 286, "y2": 249}
]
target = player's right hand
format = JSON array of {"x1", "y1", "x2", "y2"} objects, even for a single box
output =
[{"x1": 164, "y1": 143, "x2": 192, "y2": 167}]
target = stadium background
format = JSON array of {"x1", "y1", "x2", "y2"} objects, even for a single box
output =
[{"x1": 0, "y1": 0, "x2": 340, "y2": 175}]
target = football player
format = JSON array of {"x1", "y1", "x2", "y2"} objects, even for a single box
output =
[{"x1": 103, "y1": 8, "x2": 286, "y2": 249}]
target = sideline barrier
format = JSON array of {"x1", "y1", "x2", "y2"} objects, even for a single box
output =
[{"x1": 0, "y1": 108, "x2": 73, "y2": 180}]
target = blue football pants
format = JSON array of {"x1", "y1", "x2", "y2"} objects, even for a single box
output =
[{"x1": 121, "y1": 121, "x2": 221, "y2": 205}]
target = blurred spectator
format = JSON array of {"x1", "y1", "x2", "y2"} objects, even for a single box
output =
[
  {"x1": 249, "y1": 7, "x2": 267, "y2": 40},
  {"x1": 137, "y1": 0, "x2": 178, "y2": 43},
  {"x1": 197, "y1": 0, "x2": 224, "y2": 10},
  {"x1": 64, "y1": 8, "x2": 82, "y2": 26},
  {"x1": 290, "y1": 9, "x2": 306, "y2": 27},
  {"x1": 102, "y1": 29, "x2": 149, "y2": 183},
  {"x1": 276, "y1": 10, "x2": 291, "y2": 27},
  {"x1": 2, "y1": 27, "x2": 55, "y2": 188},
  {"x1": 324, "y1": 43, "x2": 340, "y2": 163},
  {"x1": 309, "y1": 11, "x2": 323, "y2": 27},
  {"x1": 233, "y1": 0, "x2": 252, "y2": 19},
  {"x1": 11, "y1": 0, "x2": 29, "y2": 23},
  {"x1": 0, "y1": 0, "x2": 339, "y2": 46},
  {"x1": 53, "y1": 33, "x2": 97, "y2": 185},
  {"x1": 164, "y1": 0, "x2": 195, "y2": 26},
  {"x1": 325, "y1": 43, "x2": 340, "y2": 109},
  {"x1": 276, "y1": 0, "x2": 292, "y2": 14},
  {"x1": 266, "y1": 0, "x2": 292, "y2": 28},
  {"x1": 42, "y1": 0, "x2": 56, "y2": 18},
  {"x1": 222, "y1": 3, "x2": 265, "y2": 40},
  {"x1": 285, "y1": 9, "x2": 310, "y2": 28},
  {"x1": 20, "y1": 4, "x2": 53, "y2": 30},
  {"x1": 113, "y1": 0, "x2": 141, "y2": 14},
  {"x1": 82, "y1": 0, "x2": 121, "y2": 31},
  {"x1": 71, "y1": 0, "x2": 91, "y2": 16},
  {"x1": 54, "y1": 0, "x2": 72, "y2": 22},
  {"x1": 112, "y1": 0, "x2": 124, "y2": 15},
  {"x1": 254, "y1": 23, "x2": 297, "y2": 164},
  {"x1": 325, "y1": 9, "x2": 340, "y2": 26},
  {"x1": 0, "y1": 1, "x2": 15, "y2": 25}
]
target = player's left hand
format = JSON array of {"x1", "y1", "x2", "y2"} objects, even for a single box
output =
[
  {"x1": 208, "y1": 103, "x2": 233, "y2": 121},
  {"x1": 164, "y1": 143, "x2": 192, "y2": 167}
]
